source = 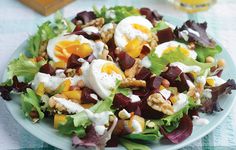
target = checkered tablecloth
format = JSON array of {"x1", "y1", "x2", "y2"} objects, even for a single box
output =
[{"x1": 0, "y1": 0, "x2": 236, "y2": 149}]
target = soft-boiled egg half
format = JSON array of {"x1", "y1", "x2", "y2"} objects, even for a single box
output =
[
  {"x1": 114, "y1": 16, "x2": 153, "y2": 58},
  {"x1": 154, "y1": 41, "x2": 197, "y2": 59},
  {"x1": 47, "y1": 34, "x2": 105, "y2": 62},
  {"x1": 88, "y1": 59, "x2": 124, "y2": 99}
]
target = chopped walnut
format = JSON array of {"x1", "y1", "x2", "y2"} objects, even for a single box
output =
[
  {"x1": 39, "y1": 41, "x2": 48, "y2": 59},
  {"x1": 147, "y1": 93, "x2": 174, "y2": 115},
  {"x1": 125, "y1": 59, "x2": 141, "y2": 78},
  {"x1": 82, "y1": 18, "x2": 105, "y2": 28},
  {"x1": 64, "y1": 68, "x2": 76, "y2": 77},
  {"x1": 149, "y1": 33, "x2": 158, "y2": 49},
  {"x1": 101, "y1": 23, "x2": 116, "y2": 43},
  {"x1": 120, "y1": 78, "x2": 146, "y2": 88}
]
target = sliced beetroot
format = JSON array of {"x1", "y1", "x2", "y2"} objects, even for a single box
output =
[
  {"x1": 106, "y1": 135, "x2": 119, "y2": 147},
  {"x1": 132, "y1": 89, "x2": 150, "y2": 98},
  {"x1": 125, "y1": 101, "x2": 142, "y2": 113},
  {"x1": 160, "y1": 115, "x2": 193, "y2": 144},
  {"x1": 75, "y1": 11, "x2": 96, "y2": 24},
  {"x1": 148, "y1": 76, "x2": 163, "y2": 90},
  {"x1": 141, "y1": 45, "x2": 151, "y2": 55},
  {"x1": 188, "y1": 109, "x2": 199, "y2": 119},
  {"x1": 67, "y1": 54, "x2": 82, "y2": 69},
  {"x1": 39, "y1": 63, "x2": 55, "y2": 75},
  {"x1": 135, "y1": 67, "x2": 152, "y2": 81},
  {"x1": 139, "y1": 8, "x2": 162, "y2": 23},
  {"x1": 86, "y1": 54, "x2": 96, "y2": 63},
  {"x1": 113, "y1": 119, "x2": 131, "y2": 136},
  {"x1": 107, "y1": 38, "x2": 117, "y2": 60},
  {"x1": 134, "y1": 106, "x2": 141, "y2": 116},
  {"x1": 81, "y1": 87, "x2": 98, "y2": 104},
  {"x1": 186, "y1": 73, "x2": 194, "y2": 82},
  {"x1": 71, "y1": 30, "x2": 101, "y2": 40},
  {"x1": 73, "y1": 25, "x2": 82, "y2": 32},
  {"x1": 140, "y1": 100, "x2": 164, "y2": 119},
  {"x1": 113, "y1": 93, "x2": 131, "y2": 109},
  {"x1": 118, "y1": 51, "x2": 135, "y2": 70},
  {"x1": 178, "y1": 73, "x2": 191, "y2": 92},
  {"x1": 160, "y1": 66, "x2": 182, "y2": 82},
  {"x1": 157, "y1": 28, "x2": 175, "y2": 44}
]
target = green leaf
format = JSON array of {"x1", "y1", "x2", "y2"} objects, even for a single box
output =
[
  {"x1": 58, "y1": 117, "x2": 86, "y2": 137},
  {"x1": 21, "y1": 88, "x2": 44, "y2": 120},
  {"x1": 152, "y1": 20, "x2": 169, "y2": 32},
  {"x1": 159, "y1": 99, "x2": 198, "y2": 126},
  {"x1": 120, "y1": 138, "x2": 151, "y2": 150},
  {"x1": 27, "y1": 12, "x2": 75, "y2": 58},
  {"x1": 124, "y1": 128, "x2": 162, "y2": 141},
  {"x1": 148, "y1": 47, "x2": 213, "y2": 75},
  {"x1": 93, "y1": 6, "x2": 140, "y2": 23},
  {"x1": 116, "y1": 87, "x2": 131, "y2": 96},
  {"x1": 195, "y1": 45, "x2": 222, "y2": 62},
  {"x1": 7, "y1": 54, "x2": 46, "y2": 82}
]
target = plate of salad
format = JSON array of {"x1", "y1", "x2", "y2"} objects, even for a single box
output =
[{"x1": 0, "y1": 5, "x2": 236, "y2": 150}]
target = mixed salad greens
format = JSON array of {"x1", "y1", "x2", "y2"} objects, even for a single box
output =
[{"x1": 1, "y1": 6, "x2": 236, "y2": 150}]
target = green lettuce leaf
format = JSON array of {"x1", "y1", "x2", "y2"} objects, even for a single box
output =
[
  {"x1": 93, "y1": 6, "x2": 140, "y2": 23},
  {"x1": 195, "y1": 45, "x2": 222, "y2": 62},
  {"x1": 7, "y1": 54, "x2": 46, "y2": 82},
  {"x1": 21, "y1": 88, "x2": 44, "y2": 120},
  {"x1": 27, "y1": 11, "x2": 75, "y2": 57},
  {"x1": 148, "y1": 47, "x2": 213, "y2": 75},
  {"x1": 120, "y1": 138, "x2": 151, "y2": 150},
  {"x1": 152, "y1": 20, "x2": 169, "y2": 32},
  {"x1": 124, "y1": 128, "x2": 162, "y2": 141}
]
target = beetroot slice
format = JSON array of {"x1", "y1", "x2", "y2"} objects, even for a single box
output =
[
  {"x1": 160, "y1": 66, "x2": 182, "y2": 82},
  {"x1": 39, "y1": 63, "x2": 55, "y2": 75},
  {"x1": 67, "y1": 54, "x2": 82, "y2": 69},
  {"x1": 141, "y1": 45, "x2": 151, "y2": 55},
  {"x1": 75, "y1": 11, "x2": 96, "y2": 24},
  {"x1": 157, "y1": 28, "x2": 175, "y2": 44},
  {"x1": 71, "y1": 30, "x2": 101, "y2": 41},
  {"x1": 139, "y1": 8, "x2": 163, "y2": 23},
  {"x1": 160, "y1": 115, "x2": 193, "y2": 144},
  {"x1": 81, "y1": 87, "x2": 98, "y2": 104},
  {"x1": 135, "y1": 67, "x2": 152, "y2": 81},
  {"x1": 107, "y1": 38, "x2": 117, "y2": 60},
  {"x1": 148, "y1": 76, "x2": 163, "y2": 90},
  {"x1": 118, "y1": 51, "x2": 135, "y2": 70},
  {"x1": 113, "y1": 93, "x2": 131, "y2": 109},
  {"x1": 125, "y1": 101, "x2": 142, "y2": 113}
]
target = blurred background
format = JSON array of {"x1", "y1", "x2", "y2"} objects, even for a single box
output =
[{"x1": 0, "y1": 0, "x2": 236, "y2": 149}]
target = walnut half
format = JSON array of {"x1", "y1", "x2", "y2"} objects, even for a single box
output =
[
  {"x1": 120, "y1": 78, "x2": 146, "y2": 88},
  {"x1": 147, "y1": 93, "x2": 174, "y2": 115}
]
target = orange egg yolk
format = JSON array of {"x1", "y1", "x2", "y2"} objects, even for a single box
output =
[
  {"x1": 101, "y1": 63, "x2": 125, "y2": 78},
  {"x1": 54, "y1": 40, "x2": 93, "y2": 62},
  {"x1": 132, "y1": 24, "x2": 150, "y2": 34},
  {"x1": 163, "y1": 46, "x2": 190, "y2": 56},
  {"x1": 124, "y1": 37, "x2": 146, "y2": 58}
]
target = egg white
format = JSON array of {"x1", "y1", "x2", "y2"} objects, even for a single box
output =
[{"x1": 114, "y1": 16, "x2": 153, "y2": 49}]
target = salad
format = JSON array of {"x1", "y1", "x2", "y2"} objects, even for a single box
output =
[{"x1": 0, "y1": 6, "x2": 236, "y2": 150}]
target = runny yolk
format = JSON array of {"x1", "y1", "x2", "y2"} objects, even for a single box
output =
[
  {"x1": 124, "y1": 37, "x2": 146, "y2": 58},
  {"x1": 132, "y1": 24, "x2": 150, "y2": 34},
  {"x1": 55, "y1": 40, "x2": 93, "y2": 62},
  {"x1": 101, "y1": 63, "x2": 125, "y2": 78},
  {"x1": 163, "y1": 46, "x2": 190, "y2": 56}
]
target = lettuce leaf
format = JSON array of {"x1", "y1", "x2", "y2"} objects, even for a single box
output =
[
  {"x1": 120, "y1": 138, "x2": 151, "y2": 150},
  {"x1": 124, "y1": 128, "x2": 162, "y2": 141},
  {"x1": 93, "y1": 6, "x2": 140, "y2": 23},
  {"x1": 195, "y1": 45, "x2": 222, "y2": 62},
  {"x1": 152, "y1": 20, "x2": 169, "y2": 33},
  {"x1": 7, "y1": 54, "x2": 46, "y2": 82},
  {"x1": 148, "y1": 47, "x2": 213, "y2": 75},
  {"x1": 27, "y1": 11, "x2": 75, "y2": 57},
  {"x1": 21, "y1": 88, "x2": 44, "y2": 120}
]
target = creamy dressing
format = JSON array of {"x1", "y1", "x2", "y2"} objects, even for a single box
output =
[
  {"x1": 170, "y1": 62, "x2": 201, "y2": 73},
  {"x1": 141, "y1": 56, "x2": 151, "y2": 68},
  {"x1": 82, "y1": 26, "x2": 99, "y2": 35},
  {"x1": 179, "y1": 30, "x2": 189, "y2": 41},
  {"x1": 54, "y1": 97, "x2": 84, "y2": 114},
  {"x1": 55, "y1": 69, "x2": 66, "y2": 78},
  {"x1": 31, "y1": 72, "x2": 81, "y2": 91},
  {"x1": 90, "y1": 93, "x2": 99, "y2": 101},
  {"x1": 186, "y1": 80, "x2": 195, "y2": 89},
  {"x1": 192, "y1": 115, "x2": 209, "y2": 126},
  {"x1": 160, "y1": 89, "x2": 171, "y2": 100},
  {"x1": 173, "y1": 93, "x2": 189, "y2": 112},
  {"x1": 119, "y1": 109, "x2": 131, "y2": 119},
  {"x1": 203, "y1": 89, "x2": 212, "y2": 99},
  {"x1": 128, "y1": 94, "x2": 141, "y2": 103},
  {"x1": 85, "y1": 109, "x2": 113, "y2": 135},
  {"x1": 187, "y1": 28, "x2": 200, "y2": 37},
  {"x1": 132, "y1": 119, "x2": 143, "y2": 133},
  {"x1": 92, "y1": 41, "x2": 105, "y2": 58}
]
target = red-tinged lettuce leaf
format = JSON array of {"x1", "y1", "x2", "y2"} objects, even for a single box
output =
[
  {"x1": 0, "y1": 76, "x2": 31, "y2": 101},
  {"x1": 74, "y1": 11, "x2": 96, "y2": 24},
  {"x1": 200, "y1": 79, "x2": 236, "y2": 113},
  {"x1": 174, "y1": 20, "x2": 216, "y2": 48},
  {"x1": 160, "y1": 115, "x2": 193, "y2": 144},
  {"x1": 72, "y1": 118, "x2": 118, "y2": 150}
]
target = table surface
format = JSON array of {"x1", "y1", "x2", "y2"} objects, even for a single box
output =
[{"x1": 0, "y1": 0, "x2": 236, "y2": 149}]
